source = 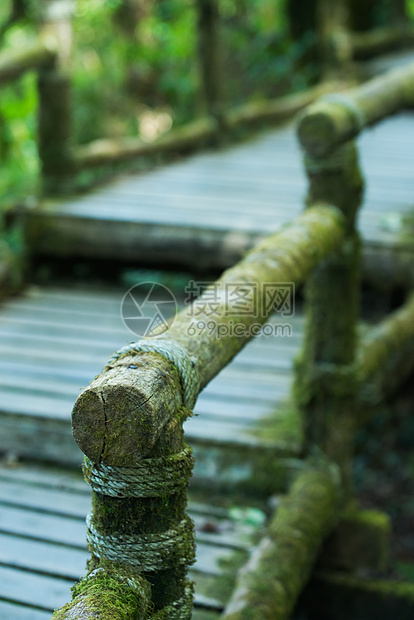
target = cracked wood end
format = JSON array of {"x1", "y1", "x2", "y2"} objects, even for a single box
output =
[{"x1": 71, "y1": 352, "x2": 182, "y2": 466}]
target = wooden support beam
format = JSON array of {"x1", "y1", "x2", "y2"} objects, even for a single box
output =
[
  {"x1": 356, "y1": 293, "x2": 414, "y2": 412},
  {"x1": 0, "y1": 240, "x2": 24, "y2": 297},
  {"x1": 0, "y1": 41, "x2": 56, "y2": 85},
  {"x1": 316, "y1": 0, "x2": 353, "y2": 78},
  {"x1": 72, "y1": 82, "x2": 349, "y2": 172},
  {"x1": 72, "y1": 117, "x2": 219, "y2": 169},
  {"x1": 297, "y1": 61, "x2": 414, "y2": 156},
  {"x1": 221, "y1": 464, "x2": 340, "y2": 620},
  {"x1": 226, "y1": 80, "x2": 352, "y2": 131},
  {"x1": 37, "y1": 0, "x2": 74, "y2": 195},
  {"x1": 351, "y1": 26, "x2": 414, "y2": 60},
  {"x1": 196, "y1": 0, "x2": 224, "y2": 123}
]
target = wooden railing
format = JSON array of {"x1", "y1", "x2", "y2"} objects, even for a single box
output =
[
  {"x1": 0, "y1": 0, "x2": 413, "y2": 199},
  {"x1": 52, "y1": 61, "x2": 414, "y2": 619}
]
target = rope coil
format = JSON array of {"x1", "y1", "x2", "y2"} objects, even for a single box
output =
[
  {"x1": 83, "y1": 447, "x2": 194, "y2": 498},
  {"x1": 86, "y1": 515, "x2": 196, "y2": 571},
  {"x1": 108, "y1": 339, "x2": 200, "y2": 409}
]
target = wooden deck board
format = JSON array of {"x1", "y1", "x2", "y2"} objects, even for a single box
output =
[
  {"x1": 0, "y1": 282, "x2": 297, "y2": 617},
  {"x1": 0, "y1": 462, "x2": 264, "y2": 618},
  {"x1": 0, "y1": 283, "x2": 302, "y2": 471},
  {"x1": 25, "y1": 112, "x2": 414, "y2": 273}
]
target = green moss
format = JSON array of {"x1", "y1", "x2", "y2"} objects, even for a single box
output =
[
  {"x1": 223, "y1": 464, "x2": 340, "y2": 620},
  {"x1": 52, "y1": 567, "x2": 151, "y2": 619},
  {"x1": 348, "y1": 508, "x2": 390, "y2": 531}
]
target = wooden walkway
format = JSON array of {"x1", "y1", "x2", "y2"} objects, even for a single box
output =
[
  {"x1": 0, "y1": 284, "x2": 301, "y2": 617},
  {"x1": 0, "y1": 285, "x2": 302, "y2": 472},
  {"x1": 2, "y1": 59, "x2": 414, "y2": 615},
  {"x1": 0, "y1": 458, "x2": 267, "y2": 619},
  {"x1": 26, "y1": 111, "x2": 414, "y2": 277}
]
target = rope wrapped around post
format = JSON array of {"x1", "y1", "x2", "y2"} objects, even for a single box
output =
[{"x1": 55, "y1": 206, "x2": 348, "y2": 618}]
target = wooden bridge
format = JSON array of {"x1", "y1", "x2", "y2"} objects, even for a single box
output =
[{"x1": 1, "y1": 1, "x2": 414, "y2": 618}]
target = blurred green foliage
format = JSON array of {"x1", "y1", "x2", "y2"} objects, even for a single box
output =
[
  {"x1": 0, "y1": 0, "x2": 412, "y2": 206},
  {"x1": 0, "y1": 0, "x2": 304, "y2": 205}
]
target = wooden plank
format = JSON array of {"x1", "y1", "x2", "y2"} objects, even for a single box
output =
[
  {"x1": 0, "y1": 601, "x2": 51, "y2": 620},
  {"x1": 0, "y1": 532, "x2": 88, "y2": 581},
  {"x1": 0, "y1": 504, "x2": 87, "y2": 547},
  {"x1": 0, "y1": 565, "x2": 223, "y2": 616},
  {"x1": 0, "y1": 565, "x2": 72, "y2": 611},
  {"x1": 0, "y1": 479, "x2": 91, "y2": 518}
]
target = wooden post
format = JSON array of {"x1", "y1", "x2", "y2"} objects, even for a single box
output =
[
  {"x1": 196, "y1": 0, "x2": 225, "y2": 129},
  {"x1": 56, "y1": 357, "x2": 196, "y2": 618},
  {"x1": 317, "y1": 0, "x2": 353, "y2": 79},
  {"x1": 37, "y1": 0, "x2": 74, "y2": 195},
  {"x1": 295, "y1": 127, "x2": 364, "y2": 497}
]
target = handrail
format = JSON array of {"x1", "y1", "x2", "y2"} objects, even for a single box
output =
[
  {"x1": 222, "y1": 463, "x2": 340, "y2": 619},
  {"x1": 50, "y1": 205, "x2": 346, "y2": 619},
  {"x1": 0, "y1": 40, "x2": 56, "y2": 85},
  {"x1": 297, "y1": 60, "x2": 414, "y2": 156},
  {"x1": 351, "y1": 24, "x2": 414, "y2": 60},
  {"x1": 72, "y1": 117, "x2": 219, "y2": 169},
  {"x1": 356, "y1": 293, "x2": 414, "y2": 411},
  {"x1": 72, "y1": 205, "x2": 345, "y2": 463}
]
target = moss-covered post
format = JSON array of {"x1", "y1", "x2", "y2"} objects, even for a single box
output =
[
  {"x1": 295, "y1": 104, "x2": 364, "y2": 498},
  {"x1": 61, "y1": 353, "x2": 196, "y2": 618},
  {"x1": 196, "y1": 0, "x2": 226, "y2": 131},
  {"x1": 37, "y1": 0, "x2": 74, "y2": 195},
  {"x1": 316, "y1": 0, "x2": 353, "y2": 79}
]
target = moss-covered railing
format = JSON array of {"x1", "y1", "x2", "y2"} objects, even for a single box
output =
[
  {"x1": 50, "y1": 58, "x2": 414, "y2": 619},
  {"x1": 52, "y1": 204, "x2": 344, "y2": 619}
]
